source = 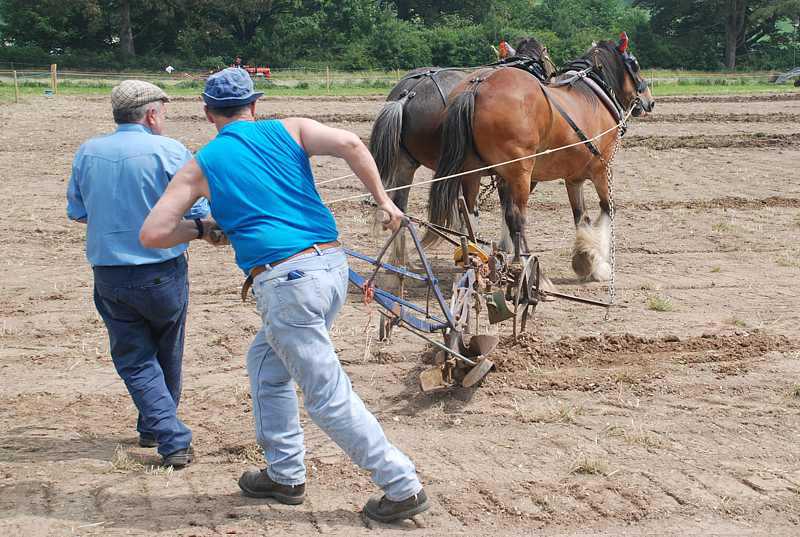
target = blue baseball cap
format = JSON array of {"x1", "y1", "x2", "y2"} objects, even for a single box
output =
[{"x1": 203, "y1": 67, "x2": 263, "y2": 108}]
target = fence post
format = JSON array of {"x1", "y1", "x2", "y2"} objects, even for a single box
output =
[
  {"x1": 326, "y1": 66, "x2": 331, "y2": 92},
  {"x1": 51, "y1": 63, "x2": 58, "y2": 94},
  {"x1": 13, "y1": 70, "x2": 19, "y2": 104}
]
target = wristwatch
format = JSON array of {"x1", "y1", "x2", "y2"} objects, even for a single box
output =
[{"x1": 194, "y1": 218, "x2": 204, "y2": 239}]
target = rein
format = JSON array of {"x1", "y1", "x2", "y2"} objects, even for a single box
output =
[{"x1": 324, "y1": 107, "x2": 634, "y2": 206}]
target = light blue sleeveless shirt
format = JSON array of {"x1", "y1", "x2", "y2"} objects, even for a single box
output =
[{"x1": 196, "y1": 120, "x2": 338, "y2": 273}]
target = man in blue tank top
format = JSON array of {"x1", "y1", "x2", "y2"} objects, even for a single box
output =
[{"x1": 140, "y1": 68, "x2": 428, "y2": 522}]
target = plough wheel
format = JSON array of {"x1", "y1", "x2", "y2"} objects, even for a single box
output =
[{"x1": 512, "y1": 256, "x2": 541, "y2": 338}]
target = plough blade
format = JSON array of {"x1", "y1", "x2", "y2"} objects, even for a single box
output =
[
  {"x1": 419, "y1": 366, "x2": 449, "y2": 393},
  {"x1": 462, "y1": 358, "x2": 494, "y2": 388},
  {"x1": 486, "y1": 290, "x2": 514, "y2": 324},
  {"x1": 461, "y1": 334, "x2": 500, "y2": 358}
]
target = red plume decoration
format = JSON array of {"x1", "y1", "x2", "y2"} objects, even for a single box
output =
[
  {"x1": 618, "y1": 32, "x2": 629, "y2": 53},
  {"x1": 499, "y1": 41, "x2": 508, "y2": 58}
]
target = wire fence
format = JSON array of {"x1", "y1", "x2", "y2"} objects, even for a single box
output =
[
  {"x1": 0, "y1": 64, "x2": 796, "y2": 95},
  {"x1": 0, "y1": 63, "x2": 408, "y2": 90}
]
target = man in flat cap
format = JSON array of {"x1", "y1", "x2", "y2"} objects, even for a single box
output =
[
  {"x1": 141, "y1": 68, "x2": 429, "y2": 522},
  {"x1": 67, "y1": 80, "x2": 214, "y2": 467}
]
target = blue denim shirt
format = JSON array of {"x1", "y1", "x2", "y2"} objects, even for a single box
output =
[{"x1": 67, "y1": 124, "x2": 209, "y2": 266}]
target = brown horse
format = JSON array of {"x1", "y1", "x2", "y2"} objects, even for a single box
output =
[
  {"x1": 427, "y1": 34, "x2": 654, "y2": 281},
  {"x1": 368, "y1": 38, "x2": 556, "y2": 264}
]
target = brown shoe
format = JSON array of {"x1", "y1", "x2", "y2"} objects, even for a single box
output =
[
  {"x1": 238, "y1": 469, "x2": 305, "y2": 505},
  {"x1": 363, "y1": 489, "x2": 430, "y2": 523}
]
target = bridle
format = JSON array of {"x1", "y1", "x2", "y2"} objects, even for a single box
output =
[
  {"x1": 588, "y1": 44, "x2": 649, "y2": 117},
  {"x1": 621, "y1": 51, "x2": 648, "y2": 100}
]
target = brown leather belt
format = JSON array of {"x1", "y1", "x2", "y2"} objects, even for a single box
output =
[{"x1": 241, "y1": 241, "x2": 341, "y2": 302}]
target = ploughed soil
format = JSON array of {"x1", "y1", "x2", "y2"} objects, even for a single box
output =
[{"x1": 1, "y1": 89, "x2": 799, "y2": 536}]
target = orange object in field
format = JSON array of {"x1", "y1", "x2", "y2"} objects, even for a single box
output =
[{"x1": 244, "y1": 65, "x2": 271, "y2": 79}]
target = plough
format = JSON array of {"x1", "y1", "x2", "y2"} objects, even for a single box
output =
[{"x1": 346, "y1": 201, "x2": 612, "y2": 392}]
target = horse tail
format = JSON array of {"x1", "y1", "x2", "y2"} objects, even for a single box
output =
[
  {"x1": 423, "y1": 89, "x2": 476, "y2": 246},
  {"x1": 369, "y1": 96, "x2": 409, "y2": 190}
]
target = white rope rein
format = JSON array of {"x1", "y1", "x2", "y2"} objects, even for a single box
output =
[
  {"x1": 323, "y1": 107, "x2": 634, "y2": 206},
  {"x1": 316, "y1": 172, "x2": 356, "y2": 185},
  {"x1": 315, "y1": 60, "x2": 557, "y2": 190}
]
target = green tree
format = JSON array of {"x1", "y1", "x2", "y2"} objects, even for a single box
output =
[
  {"x1": 369, "y1": 9, "x2": 432, "y2": 68},
  {"x1": 0, "y1": 0, "x2": 107, "y2": 52},
  {"x1": 635, "y1": 0, "x2": 800, "y2": 68},
  {"x1": 394, "y1": 1, "x2": 493, "y2": 24},
  {"x1": 118, "y1": 0, "x2": 134, "y2": 58}
]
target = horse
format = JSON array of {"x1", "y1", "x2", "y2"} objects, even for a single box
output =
[
  {"x1": 427, "y1": 33, "x2": 655, "y2": 282},
  {"x1": 368, "y1": 37, "x2": 556, "y2": 264}
]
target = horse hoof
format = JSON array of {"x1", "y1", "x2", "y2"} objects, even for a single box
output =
[
  {"x1": 591, "y1": 261, "x2": 612, "y2": 282},
  {"x1": 571, "y1": 251, "x2": 594, "y2": 279}
]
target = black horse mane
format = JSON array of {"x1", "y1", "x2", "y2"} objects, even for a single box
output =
[
  {"x1": 557, "y1": 40, "x2": 626, "y2": 100},
  {"x1": 513, "y1": 37, "x2": 546, "y2": 60}
]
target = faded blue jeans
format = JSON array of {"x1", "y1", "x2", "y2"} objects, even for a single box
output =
[{"x1": 247, "y1": 247, "x2": 422, "y2": 501}]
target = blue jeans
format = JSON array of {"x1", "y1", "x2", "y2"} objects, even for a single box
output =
[
  {"x1": 247, "y1": 247, "x2": 422, "y2": 501},
  {"x1": 92, "y1": 255, "x2": 192, "y2": 457}
]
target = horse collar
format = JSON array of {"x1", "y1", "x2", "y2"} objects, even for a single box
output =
[{"x1": 490, "y1": 56, "x2": 550, "y2": 83}]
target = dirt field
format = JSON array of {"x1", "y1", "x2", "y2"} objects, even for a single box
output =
[{"x1": 1, "y1": 89, "x2": 800, "y2": 536}]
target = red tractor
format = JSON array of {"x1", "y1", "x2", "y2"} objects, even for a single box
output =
[
  {"x1": 244, "y1": 65, "x2": 271, "y2": 79},
  {"x1": 230, "y1": 56, "x2": 271, "y2": 79}
]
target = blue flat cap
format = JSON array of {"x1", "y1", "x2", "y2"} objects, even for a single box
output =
[{"x1": 203, "y1": 67, "x2": 263, "y2": 108}]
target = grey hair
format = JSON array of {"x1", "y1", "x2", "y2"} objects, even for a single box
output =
[{"x1": 113, "y1": 100, "x2": 162, "y2": 124}]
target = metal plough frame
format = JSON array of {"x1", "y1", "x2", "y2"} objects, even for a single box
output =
[
  {"x1": 346, "y1": 218, "x2": 497, "y2": 392},
  {"x1": 346, "y1": 213, "x2": 613, "y2": 392}
]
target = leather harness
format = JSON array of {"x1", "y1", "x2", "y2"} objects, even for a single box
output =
[
  {"x1": 538, "y1": 58, "x2": 633, "y2": 157},
  {"x1": 394, "y1": 56, "x2": 552, "y2": 108},
  {"x1": 395, "y1": 67, "x2": 462, "y2": 107},
  {"x1": 540, "y1": 84, "x2": 602, "y2": 157}
]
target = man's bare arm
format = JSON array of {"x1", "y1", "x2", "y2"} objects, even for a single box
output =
[
  {"x1": 282, "y1": 117, "x2": 404, "y2": 230},
  {"x1": 140, "y1": 159, "x2": 215, "y2": 249}
]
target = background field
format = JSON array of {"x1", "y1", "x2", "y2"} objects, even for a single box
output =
[{"x1": 1, "y1": 65, "x2": 799, "y2": 104}]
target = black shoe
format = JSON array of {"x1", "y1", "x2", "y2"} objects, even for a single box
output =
[
  {"x1": 138, "y1": 433, "x2": 158, "y2": 448},
  {"x1": 162, "y1": 446, "x2": 194, "y2": 468},
  {"x1": 238, "y1": 469, "x2": 305, "y2": 505},
  {"x1": 363, "y1": 489, "x2": 430, "y2": 523}
]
